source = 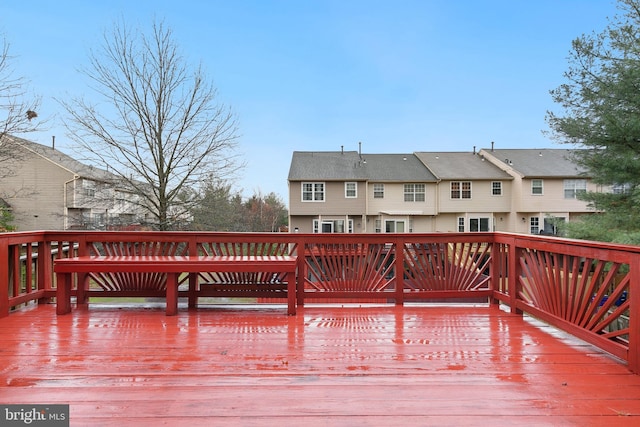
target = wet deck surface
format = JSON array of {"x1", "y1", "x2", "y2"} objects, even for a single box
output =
[{"x1": 1, "y1": 303, "x2": 640, "y2": 426}]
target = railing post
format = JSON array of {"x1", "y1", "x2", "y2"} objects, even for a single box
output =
[
  {"x1": 75, "y1": 235, "x2": 90, "y2": 307},
  {"x1": 296, "y1": 235, "x2": 306, "y2": 308},
  {"x1": 508, "y1": 238, "x2": 523, "y2": 315},
  {"x1": 0, "y1": 237, "x2": 8, "y2": 317},
  {"x1": 394, "y1": 236, "x2": 404, "y2": 306},
  {"x1": 37, "y1": 239, "x2": 53, "y2": 304},
  {"x1": 490, "y1": 240, "x2": 500, "y2": 305},
  {"x1": 628, "y1": 254, "x2": 640, "y2": 374},
  {"x1": 187, "y1": 235, "x2": 198, "y2": 309}
]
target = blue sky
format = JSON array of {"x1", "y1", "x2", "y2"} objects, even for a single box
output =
[{"x1": 0, "y1": 0, "x2": 619, "y2": 203}]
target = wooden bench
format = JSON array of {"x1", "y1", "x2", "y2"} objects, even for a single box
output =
[{"x1": 54, "y1": 255, "x2": 298, "y2": 315}]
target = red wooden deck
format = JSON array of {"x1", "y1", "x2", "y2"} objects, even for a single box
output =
[{"x1": 2, "y1": 303, "x2": 639, "y2": 426}]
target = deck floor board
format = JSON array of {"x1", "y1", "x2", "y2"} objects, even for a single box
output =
[{"x1": 1, "y1": 303, "x2": 640, "y2": 426}]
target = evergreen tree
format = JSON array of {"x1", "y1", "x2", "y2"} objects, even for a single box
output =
[{"x1": 547, "y1": 0, "x2": 640, "y2": 244}]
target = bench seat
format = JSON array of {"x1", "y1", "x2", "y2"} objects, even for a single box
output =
[{"x1": 54, "y1": 255, "x2": 298, "y2": 315}]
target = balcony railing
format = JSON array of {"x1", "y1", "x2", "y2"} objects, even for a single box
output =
[{"x1": 1, "y1": 230, "x2": 637, "y2": 373}]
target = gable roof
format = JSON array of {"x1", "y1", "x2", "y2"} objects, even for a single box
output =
[
  {"x1": 288, "y1": 151, "x2": 437, "y2": 182},
  {"x1": 358, "y1": 153, "x2": 438, "y2": 182},
  {"x1": 4, "y1": 134, "x2": 115, "y2": 182},
  {"x1": 415, "y1": 151, "x2": 513, "y2": 180},
  {"x1": 482, "y1": 148, "x2": 587, "y2": 178}
]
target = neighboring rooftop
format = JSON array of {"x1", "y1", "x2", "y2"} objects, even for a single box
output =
[
  {"x1": 415, "y1": 151, "x2": 513, "y2": 180},
  {"x1": 288, "y1": 151, "x2": 437, "y2": 182},
  {"x1": 4, "y1": 134, "x2": 115, "y2": 182},
  {"x1": 482, "y1": 148, "x2": 587, "y2": 177}
]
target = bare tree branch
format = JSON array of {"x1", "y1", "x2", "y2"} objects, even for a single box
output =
[
  {"x1": 59, "y1": 19, "x2": 242, "y2": 230},
  {"x1": 0, "y1": 35, "x2": 43, "y2": 176}
]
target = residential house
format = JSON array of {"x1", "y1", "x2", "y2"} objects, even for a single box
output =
[
  {"x1": 288, "y1": 150, "x2": 437, "y2": 233},
  {"x1": 0, "y1": 135, "x2": 146, "y2": 231},
  {"x1": 414, "y1": 151, "x2": 513, "y2": 232},
  {"x1": 288, "y1": 146, "x2": 598, "y2": 234},
  {"x1": 480, "y1": 148, "x2": 594, "y2": 234}
]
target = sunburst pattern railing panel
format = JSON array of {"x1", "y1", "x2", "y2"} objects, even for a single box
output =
[
  {"x1": 87, "y1": 240, "x2": 187, "y2": 292},
  {"x1": 519, "y1": 249, "x2": 630, "y2": 345},
  {"x1": 196, "y1": 240, "x2": 297, "y2": 286},
  {"x1": 403, "y1": 242, "x2": 491, "y2": 291},
  {"x1": 303, "y1": 243, "x2": 395, "y2": 293}
]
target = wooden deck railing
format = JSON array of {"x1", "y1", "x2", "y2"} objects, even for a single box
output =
[{"x1": 0, "y1": 231, "x2": 638, "y2": 373}]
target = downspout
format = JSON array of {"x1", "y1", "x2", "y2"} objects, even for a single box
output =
[{"x1": 364, "y1": 180, "x2": 369, "y2": 232}]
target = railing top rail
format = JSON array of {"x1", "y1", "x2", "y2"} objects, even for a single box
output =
[
  {"x1": 494, "y1": 232, "x2": 640, "y2": 259},
  {"x1": 1, "y1": 230, "x2": 639, "y2": 255}
]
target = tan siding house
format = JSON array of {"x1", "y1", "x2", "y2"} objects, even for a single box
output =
[
  {"x1": 0, "y1": 135, "x2": 145, "y2": 231},
  {"x1": 481, "y1": 148, "x2": 595, "y2": 234},
  {"x1": 289, "y1": 146, "x2": 604, "y2": 235},
  {"x1": 288, "y1": 151, "x2": 437, "y2": 233},
  {"x1": 415, "y1": 152, "x2": 514, "y2": 232}
]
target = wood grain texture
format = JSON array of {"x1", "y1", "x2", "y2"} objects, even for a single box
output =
[{"x1": 1, "y1": 304, "x2": 639, "y2": 426}]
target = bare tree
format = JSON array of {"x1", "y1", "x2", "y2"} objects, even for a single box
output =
[
  {"x1": 60, "y1": 20, "x2": 241, "y2": 230},
  {"x1": 0, "y1": 35, "x2": 42, "y2": 173}
]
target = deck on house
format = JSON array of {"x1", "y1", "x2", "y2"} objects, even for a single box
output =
[{"x1": 1, "y1": 302, "x2": 640, "y2": 426}]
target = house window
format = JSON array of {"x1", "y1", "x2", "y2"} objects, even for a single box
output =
[
  {"x1": 564, "y1": 179, "x2": 587, "y2": 199},
  {"x1": 374, "y1": 219, "x2": 382, "y2": 233},
  {"x1": 451, "y1": 181, "x2": 471, "y2": 199},
  {"x1": 385, "y1": 220, "x2": 406, "y2": 233},
  {"x1": 613, "y1": 183, "x2": 631, "y2": 194},
  {"x1": 302, "y1": 182, "x2": 325, "y2": 202},
  {"x1": 345, "y1": 182, "x2": 357, "y2": 198},
  {"x1": 469, "y1": 217, "x2": 490, "y2": 232},
  {"x1": 544, "y1": 217, "x2": 565, "y2": 235},
  {"x1": 313, "y1": 219, "x2": 353, "y2": 233},
  {"x1": 373, "y1": 184, "x2": 384, "y2": 199},
  {"x1": 404, "y1": 184, "x2": 425, "y2": 202},
  {"x1": 531, "y1": 179, "x2": 543, "y2": 195},
  {"x1": 457, "y1": 217, "x2": 465, "y2": 232},
  {"x1": 530, "y1": 217, "x2": 540, "y2": 234},
  {"x1": 82, "y1": 180, "x2": 96, "y2": 197},
  {"x1": 491, "y1": 181, "x2": 502, "y2": 196}
]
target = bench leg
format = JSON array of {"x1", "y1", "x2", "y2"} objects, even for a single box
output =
[
  {"x1": 287, "y1": 270, "x2": 296, "y2": 315},
  {"x1": 56, "y1": 272, "x2": 72, "y2": 315},
  {"x1": 166, "y1": 272, "x2": 178, "y2": 316},
  {"x1": 76, "y1": 272, "x2": 89, "y2": 309},
  {"x1": 188, "y1": 272, "x2": 198, "y2": 309}
]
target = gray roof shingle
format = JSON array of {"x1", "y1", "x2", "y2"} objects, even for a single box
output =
[
  {"x1": 288, "y1": 151, "x2": 437, "y2": 182},
  {"x1": 484, "y1": 148, "x2": 587, "y2": 177},
  {"x1": 6, "y1": 134, "x2": 116, "y2": 181},
  {"x1": 415, "y1": 152, "x2": 513, "y2": 180}
]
